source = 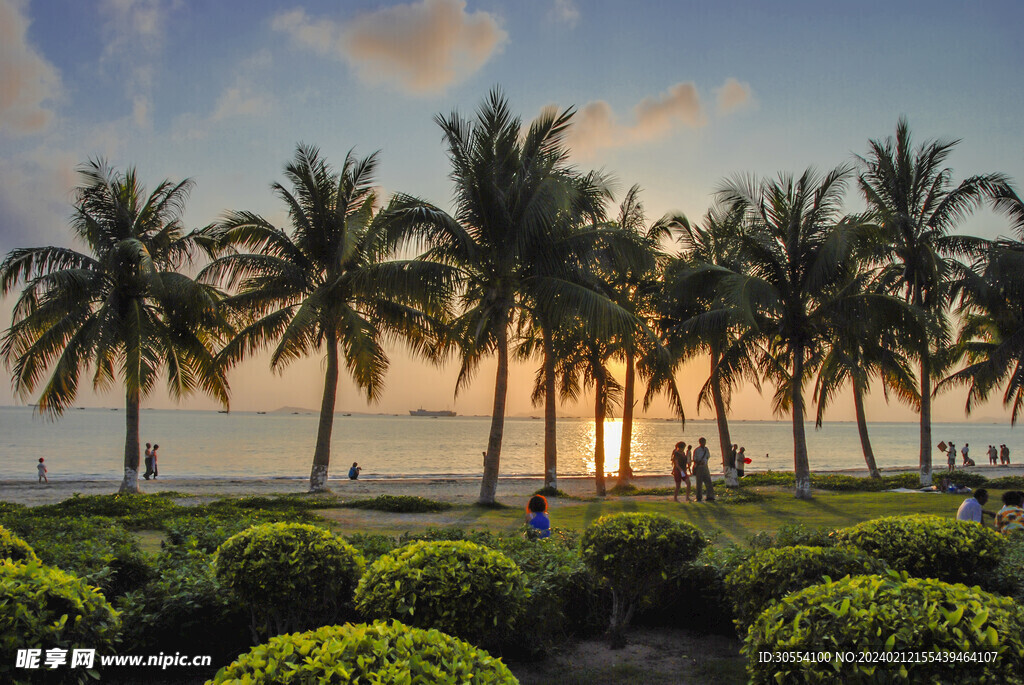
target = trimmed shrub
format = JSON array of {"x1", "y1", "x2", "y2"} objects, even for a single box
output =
[
  {"x1": 341, "y1": 494, "x2": 452, "y2": 512},
  {"x1": 725, "y1": 545, "x2": 889, "y2": 630},
  {"x1": 0, "y1": 562, "x2": 120, "y2": 684},
  {"x1": 986, "y1": 475, "x2": 1024, "y2": 489},
  {"x1": 355, "y1": 540, "x2": 526, "y2": 647},
  {"x1": 748, "y1": 523, "x2": 839, "y2": 549},
  {"x1": 0, "y1": 525, "x2": 38, "y2": 564},
  {"x1": 580, "y1": 513, "x2": 707, "y2": 646},
  {"x1": 214, "y1": 522, "x2": 365, "y2": 639},
  {"x1": 209, "y1": 621, "x2": 518, "y2": 684},
  {"x1": 744, "y1": 573, "x2": 1024, "y2": 684},
  {"x1": 31, "y1": 493, "x2": 183, "y2": 529},
  {"x1": 835, "y1": 514, "x2": 1005, "y2": 586}
]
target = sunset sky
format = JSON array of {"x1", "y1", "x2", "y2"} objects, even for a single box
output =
[{"x1": 1, "y1": 0, "x2": 1023, "y2": 422}]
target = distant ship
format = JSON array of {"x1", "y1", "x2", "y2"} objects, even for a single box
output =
[{"x1": 409, "y1": 408, "x2": 456, "y2": 417}]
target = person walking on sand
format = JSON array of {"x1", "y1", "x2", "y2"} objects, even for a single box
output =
[
  {"x1": 671, "y1": 442, "x2": 692, "y2": 502},
  {"x1": 692, "y1": 437, "x2": 715, "y2": 502},
  {"x1": 150, "y1": 444, "x2": 159, "y2": 479},
  {"x1": 989, "y1": 445, "x2": 998, "y2": 466},
  {"x1": 143, "y1": 442, "x2": 154, "y2": 480},
  {"x1": 525, "y1": 495, "x2": 551, "y2": 538},
  {"x1": 37, "y1": 458, "x2": 48, "y2": 484}
]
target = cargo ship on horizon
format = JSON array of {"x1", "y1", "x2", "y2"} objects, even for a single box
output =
[{"x1": 409, "y1": 408, "x2": 456, "y2": 417}]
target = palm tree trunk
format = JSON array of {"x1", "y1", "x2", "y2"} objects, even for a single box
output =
[
  {"x1": 594, "y1": 373, "x2": 607, "y2": 497},
  {"x1": 480, "y1": 314, "x2": 509, "y2": 505},
  {"x1": 852, "y1": 380, "x2": 881, "y2": 478},
  {"x1": 710, "y1": 347, "x2": 737, "y2": 487},
  {"x1": 542, "y1": 326, "x2": 557, "y2": 490},
  {"x1": 792, "y1": 345, "x2": 812, "y2": 499},
  {"x1": 119, "y1": 387, "x2": 141, "y2": 493},
  {"x1": 919, "y1": 355, "x2": 933, "y2": 486},
  {"x1": 309, "y1": 330, "x2": 339, "y2": 492},
  {"x1": 617, "y1": 348, "x2": 635, "y2": 486}
]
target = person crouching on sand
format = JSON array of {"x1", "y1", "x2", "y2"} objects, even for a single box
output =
[
  {"x1": 348, "y1": 462, "x2": 361, "y2": 480},
  {"x1": 526, "y1": 495, "x2": 551, "y2": 538},
  {"x1": 37, "y1": 458, "x2": 48, "y2": 484}
]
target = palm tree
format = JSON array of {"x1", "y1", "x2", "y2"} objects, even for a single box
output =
[
  {"x1": 941, "y1": 183, "x2": 1024, "y2": 422},
  {"x1": 716, "y1": 167, "x2": 857, "y2": 499},
  {"x1": 1, "y1": 160, "x2": 230, "y2": 493},
  {"x1": 202, "y1": 144, "x2": 450, "y2": 492},
  {"x1": 661, "y1": 203, "x2": 760, "y2": 486},
  {"x1": 857, "y1": 118, "x2": 1006, "y2": 485}
]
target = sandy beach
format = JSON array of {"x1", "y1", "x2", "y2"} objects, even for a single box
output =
[{"x1": 3, "y1": 464, "x2": 1023, "y2": 507}]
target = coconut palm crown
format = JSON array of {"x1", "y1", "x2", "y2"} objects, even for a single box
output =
[{"x1": 1, "y1": 160, "x2": 230, "y2": 492}]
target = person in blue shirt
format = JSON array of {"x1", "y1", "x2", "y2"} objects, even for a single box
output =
[
  {"x1": 348, "y1": 462, "x2": 361, "y2": 480},
  {"x1": 526, "y1": 495, "x2": 551, "y2": 538}
]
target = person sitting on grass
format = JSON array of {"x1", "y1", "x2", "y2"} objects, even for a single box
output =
[
  {"x1": 525, "y1": 495, "x2": 551, "y2": 539},
  {"x1": 956, "y1": 488, "x2": 994, "y2": 525},
  {"x1": 995, "y1": 491, "x2": 1024, "y2": 535}
]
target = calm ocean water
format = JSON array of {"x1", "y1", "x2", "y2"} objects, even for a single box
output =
[{"x1": 0, "y1": 406, "x2": 1019, "y2": 480}]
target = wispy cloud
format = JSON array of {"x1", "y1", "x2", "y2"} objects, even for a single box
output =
[
  {"x1": 0, "y1": 0, "x2": 62, "y2": 136},
  {"x1": 172, "y1": 52, "x2": 275, "y2": 141},
  {"x1": 271, "y1": 0, "x2": 507, "y2": 95},
  {"x1": 716, "y1": 77, "x2": 753, "y2": 115},
  {"x1": 99, "y1": 0, "x2": 172, "y2": 129},
  {"x1": 549, "y1": 0, "x2": 579, "y2": 28}
]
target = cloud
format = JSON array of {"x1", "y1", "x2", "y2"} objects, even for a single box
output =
[
  {"x1": 0, "y1": 0, "x2": 62, "y2": 136},
  {"x1": 0, "y1": 149, "x2": 78, "y2": 253},
  {"x1": 549, "y1": 0, "x2": 579, "y2": 28},
  {"x1": 271, "y1": 0, "x2": 507, "y2": 95},
  {"x1": 567, "y1": 82, "x2": 707, "y2": 158},
  {"x1": 172, "y1": 52, "x2": 275, "y2": 141},
  {"x1": 716, "y1": 77, "x2": 753, "y2": 115},
  {"x1": 99, "y1": 0, "x2": 172, "y2": 129}
]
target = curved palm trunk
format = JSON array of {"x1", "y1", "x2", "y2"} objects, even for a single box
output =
[
  {"x1": 480, "y1": 316, "x2": 509, "y2": 505},
  {"x1": 309, "y1": 331, "x2": 339, "y2": 492},
  {"x1": 918, "y1": 356, "x2": 933, "y2": 486},
  {"x1": 792, "y1": 346, "x2": 812, "y2": 499},
  {"x1": 710, "y1": 347, "x2": 737, "y2": 487},
  {"x1": 594, "y1": 372, "x2": 607, "y2": 497},
  {"x1": 542, "y1": 326, "x2": 557, "y2": 490},
  {"x1": 119, "y1": 387, "x2": 141, "y2": 493},
  {"x1": 852, "y1": 380, "x2": 881, "y2": 478},
  {"x1": 617, "y1": 349, "x2": 635, "y2": 486}
]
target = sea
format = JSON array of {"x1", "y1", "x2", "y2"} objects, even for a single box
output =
[{"x1": 0, "y1": 406, "x2": 1019, "y2": 481}]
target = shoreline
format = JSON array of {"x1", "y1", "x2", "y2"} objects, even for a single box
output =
[{"x1": 3, "y1": 464, "x2": 1021, "y2": 507}]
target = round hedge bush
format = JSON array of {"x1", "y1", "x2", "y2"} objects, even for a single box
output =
[
  {"x1": 0, "y1": 562, "x2": 120, "y2": 683},
  {"x1": 744, "y1": 573, "x2": 1024, "y2": 684},
  {"x1": 0, "y1": 525, "x2": 38, "y2": 564},
  {"x1": 834, "y1": 515, "x2": 1005, "y2": 586},
  {"x1": 354, "y1": 540, "x2": 525, "y2": 647},
  {"x1": 725, "y1": 545, "x2": 888, "y2": 631},
  {"x1": 214, "y1": 522, "x2": 365, "y2": 638},
  {"x1": 209, "y1": 620, "x2": 519, "y2": 684}
]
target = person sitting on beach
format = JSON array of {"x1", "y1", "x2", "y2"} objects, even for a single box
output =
[
  {"x1": 995, "y1": 491, "x2": 1024, "y2": 535},
  {"x1": 37, "y1": 457, "x2": 48, "y2": 484},
  {"x1": 956, "y1": 488, "x2": 992, "y2": 525},
  {"x1": 525, "y1": 495, "x2": 551, "y2": 539},
  {"x1": 671, "y1": 442, "x2": 692, "y2": 503},
  {"x1": 348, "y1": 462, "x2": 362, "y2": 480}
]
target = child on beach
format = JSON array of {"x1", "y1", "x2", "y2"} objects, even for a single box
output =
[
  {"x1": 525, "y1": 495, "x2": 551, "y2": 538},
  {"x1": 348, "y1": 462, "x2": 362, "y2": 480},
  {"x1": 37, "y1": 458, "x2": 47, "y2": 484}
]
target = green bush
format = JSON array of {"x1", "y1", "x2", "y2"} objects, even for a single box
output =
[
  {"x1": 580, "y1": 513, "x2": 707, "y2": 645},
  {"x1": 986, "y1": 475, "x2": 1024, "y2": 489},
  {"x1": 209, "y1": 621, "x2": 518, "y2": 684},
  {"x1": 744, "y1": 573, "x2": 1024, "y2": 684},
  {"x1": 725, "y1": 545, "x2": 889, "y2": 631},
  {"x1": 340, "y1": 494, "x2": 452, "y2": 512},
  {"x1": 0, "y1": 562, "x2": 120, "y2": 684},
  {"x1": 214, "y1": 522, "x2": 365, "y2": 639},
  {"x1": 355, "y1": 540, "x2": 525, "y2": 647},
  {"x1": 0, "y1": 525, "x2": 38, "y2": 564},
  {"x1": 0, "y1": 515, "x2": 151, "y2": 599},
  {"x1": 989, "y1": 532, "x2": 1024, "y2": 603},
  {"x1": 31, "y1": 493, "x2": 184, "y2": 529},
  {"x1": 117, "y1": 542, "x2": 248, "y2": 664},
  {"x1": 345, "y1": 532, "x2": 399, "y2": 563},
  {"x1": 748, "y1": 523, "x2": 839, "y2": 550},
  {"x1": 835, "y1": 515, "x2": 1005, "y2": 587}
]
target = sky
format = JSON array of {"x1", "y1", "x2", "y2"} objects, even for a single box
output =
[{"x1": 1, "y1": 0, "x2": 1023, "y2": 423}]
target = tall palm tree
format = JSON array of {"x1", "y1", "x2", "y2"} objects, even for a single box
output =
[
  {"x1": 202, "y1": 144, "x2": 451, "y2": 492},
  {"x1": 941, "y1": 183, "x2": 1024, "y2": 422},
  {"x1": 382, "y1": 91, "x2": 633, "y2": 504},
  {"x1": 716, "y1": 167, "x2": 857, "y2": 499},
  {"x1": 661, "y1": 203, "x2": 760, "y2": 485},
  {"x1": 857, "y1": 118, "x2": 1005, "y2": 484},
  {"x1": 1, "y1": 160, "x2": 230, "y2": 493}
]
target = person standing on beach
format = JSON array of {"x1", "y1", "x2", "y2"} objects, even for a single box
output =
[
  {"x1": 961, "y1": 443, "x2": 970, "y2": 466},
  {"x1": 989, "y1": 445, "x2": 998, "y2": 466},
  {"x1": 691, "y1": 437, "x2": 715, "y2": 502},
  {"x1": 1001, "y1": 445, "x2": 1011, "y2": 465},
  {"x1": 150, "y1": 444, "x2": 159, "y2": 479},
  {"x1": 947, "y1": 443, "x2": 956, "y2": 473},
  {"x1": 671, "y1": 442, "x2": 691, "y2": 502},
  {"x1": 143, "y1": 443, "x2": 153, "y2": 480},
  {"x1": 737, "y1": 447, "x2": 747, "y2": 478},
  {"x1": 37, "y1": 458, "x2": 48, "y2": 484},
  {"x1": 725, "y1": 444, "x2": 738, "y2": 487}
]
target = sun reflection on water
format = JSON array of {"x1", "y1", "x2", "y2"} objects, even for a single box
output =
[{"x1": 573, "y1": 418, "x2": 666, "y2": 476}]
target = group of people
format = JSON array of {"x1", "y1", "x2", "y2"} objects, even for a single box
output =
[
  {"x1": 143, "y1": 443, "x2": 160, "y2": 480},
  {"x1": 956, "y1": 488, "x2": 1024, "y2": 535},
  {"x1": 671, "y1": 437, "x2": 716, "y2": 503},
  {"x1": 945, "y1": 441, "x2": 1011, "y2": 472}
]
